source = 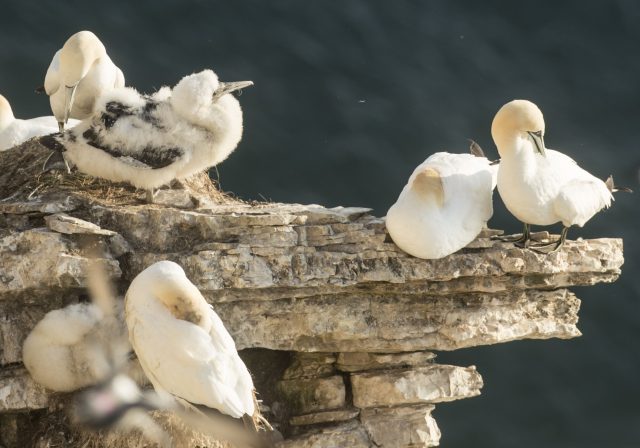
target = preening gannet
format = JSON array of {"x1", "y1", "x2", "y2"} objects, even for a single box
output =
[
  {"x1": 492, "y1": 99, "x2": 630, "y2": 252},
  {"x1": 40, "y1": 69, "x2": 252, "y2": 202},
  {"x1": 386, "y1": 145, "x2": 497, "y2": 259},
  {"x1": 124, "y1": 261, "x2": 260, "y2": 428},
  {"x1": 44, "y1": 30, "x2": 125, "y2": 131},
  {"x1": 22, "y1": 302, "x2": 127, "y2": 392},
  {"x1": 0, "y1": 94, "x2": 79, "y2": 150}
]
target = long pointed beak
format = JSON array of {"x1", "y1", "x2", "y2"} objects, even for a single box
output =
[
  {"x1": 212, "y1": 80, "x2": 254, "y2": 100},
  {"x1": 527, "y1": 131, "x2": 546, "y2": 156},
  {"x1": 63, "y1": 84, "x2": 78, "y2": 126}
]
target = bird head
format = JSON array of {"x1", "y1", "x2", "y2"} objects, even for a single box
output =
[
  {"x1": 134, "y1": 261, "x2": 209, "y2": 326},
  {"x1": 491, "y1": 99, "x2": 546, "y2": 157},
  {"x1": 59, "y1": 31, "x2": 107, "y2": 124},
  {"x1": 410, "y1": 167, "x2": 445, "y2": 207},
  {"x1": 170, "y1": 69, "x2": 252, "y2": 133},
  {"x1": 0, "y1": 94, "x2": 14, "y2": 130}
]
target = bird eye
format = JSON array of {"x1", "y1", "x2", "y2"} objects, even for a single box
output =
[{"x1": 531, "y1": 130, "x2": 543, "y2": 137}]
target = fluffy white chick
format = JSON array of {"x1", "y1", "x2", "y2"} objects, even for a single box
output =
[{"x1": 40, "y1": 70, "x2": 252, "y2": 202}]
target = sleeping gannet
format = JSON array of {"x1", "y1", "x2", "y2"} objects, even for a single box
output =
[
  {"x1": 40, "y1": 69, "x2": 252, "y2": 202},
  {"x1": 0, "y1": 94, "x2": 79, "y2": 150},
  {"x1": 386, "y1": 145, "x2": 497, "y2": 259},
  {"x1": 492, "y1": 99, "x2": 630, "y2": 252},
  {"x1": 44, "y1": 30, "x2": 125, "y2": 131},
  {"x1": 124, "y1": 261, "x2": 263, "y2": 431}
]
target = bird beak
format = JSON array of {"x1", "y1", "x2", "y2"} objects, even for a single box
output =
[
  {"x1": 212, "y1": 80, "x2": 254, "y2": 100},
  {"x1": 63, "y1": 84, "x2": 78, "y2": 125},
  {"x1": 527, "y1": 131, "x2": 546, "y2": 156}
]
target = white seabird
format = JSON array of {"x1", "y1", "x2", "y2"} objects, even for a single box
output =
[
  {"x1": 386, "y1": 144, "x2": 497, "y2": 259},
  {"x1": 492, "y1": 99, "x2": 630, "y2": 252},
  {"x1": 40, "y1": 69, "x2": 252, "y2": 202},
  {"x1": 0, "y1": 94, "x2": 79, "y2": 150},
  {"x1": 44, "y1": 30, "x2": 125, "y2": 131},
  {"x1": 22, "y1": 302, "x2": 128, "y2": 392},
  {"x1": 124, "y1": 260, "x2": 261, "y2": 429}
]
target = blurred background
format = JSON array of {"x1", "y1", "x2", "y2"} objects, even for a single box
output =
[{"x1": 1, "y1": 1, "x2": 638, "y2": 446}]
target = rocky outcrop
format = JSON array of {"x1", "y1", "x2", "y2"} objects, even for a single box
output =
[{"x1": 0, "y1": 141, "x2": 624, "y2": 447}]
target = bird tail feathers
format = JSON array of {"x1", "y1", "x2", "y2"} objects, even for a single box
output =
[{"x1": 605, "y1": 175, "x2": 633, "y2": 194}]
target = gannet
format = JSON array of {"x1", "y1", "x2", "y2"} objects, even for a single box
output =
[
  {"x1": 386, "y1": 145, "x2": 497, "y2": 259},
  {"x1": 124, "y1": 261, "x2": 261, "y2": 429},
  {"x1": 492, "y1": 99, "x2": 630, "y2": 252},
  {"x1": 44, "y1": 30, "x2": 124, "y2": 131},
  {"x1": 0, "y1": 94, "x2": 79, "y2": 150},
  {"x1": 40, "y1": 69, "x2": 252, "y2": 202},
  {"x1": 22, "y1": 302, "x2": 127, "y2": 392}
]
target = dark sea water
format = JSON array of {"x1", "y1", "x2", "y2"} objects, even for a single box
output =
[{"x1": 1, "y1": 1, "x2": 638, "y2": 446}]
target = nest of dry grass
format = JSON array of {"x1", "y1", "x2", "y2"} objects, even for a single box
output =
[{"x1": 0, "y1": 139, "x2": 239, "y2": 207}]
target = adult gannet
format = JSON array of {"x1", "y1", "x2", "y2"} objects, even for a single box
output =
[
  {"x1": 44, "y1": 30, "x2": 124, "y2": 131},
  {"x1": 40, "y1": 69, "x2": 252, "y2": 202},
  {"x1": 22, "y1": 302, "x2": 127, "y2": 392},
  {"x1": 0, "y1": 94, "x2": 79, "y2": 150},
  {"x1": 386, "y1": 145, "x2": 497, "y2": 259},
  {"x1": 124, "y1": 261, "x2": 262, "y2": 430},
  {"x1": 492, "y1": 99, "x2": 630, "y2": 252}
]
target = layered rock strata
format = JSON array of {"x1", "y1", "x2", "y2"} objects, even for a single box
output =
[{"x1": 0, "y1": 141, "x2": 624, "y2": 447}]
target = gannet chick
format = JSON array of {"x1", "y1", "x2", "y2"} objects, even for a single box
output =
[
  {"x1": 386, "y1": 148, "x2": 497, "y2": 259},
  {"x1": 0, "y1": 94, "x2": 79, "y2": 150},
  {"x1": 492, "y1": 99, "x2": 630, "y2": 252},
  {"x1": 44, "y1": 30, "x2": 124, "y2": 131},
  {"x1": 40, "y1": 70, "x2": 252, "y2": 201},
  {"x1": 22, "y1": 302, "x2": 128, "y2": 392},
  {"x1": 125, "y1": 261, "x2": 262, "y2": 430}
]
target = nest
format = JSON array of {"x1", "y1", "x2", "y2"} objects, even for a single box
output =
[{"x1": 0, "y1": 138, "x2": 238, "y2": 207}]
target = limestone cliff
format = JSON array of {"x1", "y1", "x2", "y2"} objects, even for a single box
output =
[{"x1": 0, "y1": 141, "x2": 624, "y2": 447}]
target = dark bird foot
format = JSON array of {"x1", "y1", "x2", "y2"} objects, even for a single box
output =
[{"x1": 42, "y1": 151, "x2": 70, "y2": 173}]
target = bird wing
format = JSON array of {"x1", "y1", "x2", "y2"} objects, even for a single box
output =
[
  {"x1": 68, "y1": 96, "x2": 187, "y2": 170},
  {"x1": 44, "y1": 50, "x2": 61, "y2": 96},
  {"x1": 553, "y1": 178, "x2": 612, "y2": 227},
  {"x1": 128, "y1": 300, "x2": 254, "y2": 418}
]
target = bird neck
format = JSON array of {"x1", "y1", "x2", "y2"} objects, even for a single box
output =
[{"x1": 0, "y1": 99, "x2": 14, "y2": 130}]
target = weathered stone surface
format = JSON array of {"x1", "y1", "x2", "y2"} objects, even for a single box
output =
[
  {"x1": 151, "y1": 189, "x2": 196, "y2": 209},
  {"x1": 0, "y1": 229, "x2": 121, "y2": 296},
  {"x1": 336, "y1": 351, "x2": 436, "y2": 372},
  {"x1": 277, "y1": 376, "x2": 346, "y2": 415},
  {"x1": 0, "y1": 369, "x2": 48, "y2": 411},
  {"x1": 45, "y1": 213, "x2": 116, "y2": 236},
  {"x1": 351, "y1": 365, "x2": 483, "y2": 408},
  {"x1": 360, "y1": 405, "x2": 441, "y2": 448},
  {"x1": 279, "y1": 420, "x2": 370, "y2": 448},
  {"x1": 282, "y1": 353, "x2": 337, "y2": 379},
  {"x1": 0, "y1": 141, "x2": 626, "y2": 448},
  {"x1": 289, "y1": 408, "x2": 360, "y2": 426},
  {"x1": 214, "y1": 288, "x2": 582, "y2": 352}
]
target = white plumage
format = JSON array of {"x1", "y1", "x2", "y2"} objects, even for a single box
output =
[
  {"x1": 386, "y1": 151, "x2": 497, "y2": 259},
  {"x1": 0, "y1": 94, "x2": 79, "y2": 150},
  {"x1": 124, "y1": 260, "x2": 255, "y2": 420},
  {"x1": 44, "y1": 30, "x2": 124, "y2": 130},
  {"x1": 492, "y1": 99, "x2": 615, "y2": 250},
  {"x1": 41, "y1": 70, "x2": 252, "y2": 197},
  {"x1": 22, "y1": 303, "x2": 126, "y2": 392}
]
